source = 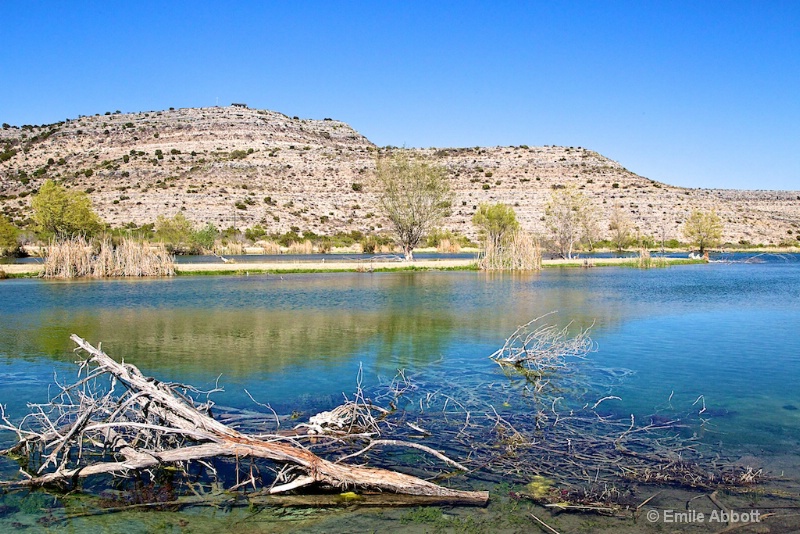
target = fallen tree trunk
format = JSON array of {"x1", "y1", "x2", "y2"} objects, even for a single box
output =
[{"x1": 0, "y1": 335, "x2": 488, "y2": 506}]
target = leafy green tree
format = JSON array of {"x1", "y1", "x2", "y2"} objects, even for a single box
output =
[
  {"x1": 0, "y1": 215, "x2": 19, "y2": 255},
  {"x1": 31, "y1": 180, "x2": 101, "y2": 238},
  {"x1": 375, "y1": 153, "x2": 452, "y2": 261},
  {"x1": 155, "y1": 212, "x2": 195, "y2": 251},
  {"x1": 682, "y1": 209, "x2": 723, "y2": 254},
  {"x1": 192, "y1": 223, "x2": 219, "y2": 251},
  {"x1": 472, "y1": 203, "x2": 519, "y2": 249}
]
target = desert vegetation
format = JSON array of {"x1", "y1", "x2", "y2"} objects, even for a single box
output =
[
  {"x1": 374, "y1": 152, "x2": 452, "y2": 260},
  {"x1": 42, "y1": 237, "x2": 174, "y2": 278},
  {"x1": 0, "y1": 105, "x2": 797, "y2": 272},
  {"x1": 682, "y1": 209, "x2": 723, "y2": 254},
  {"x1": 473, "y1": 203, "x2": 541, "y2": 270}
]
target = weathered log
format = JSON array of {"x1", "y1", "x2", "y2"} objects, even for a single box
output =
[{"x1": 0, "y1": 335, "x2": 488, "y2": 506}]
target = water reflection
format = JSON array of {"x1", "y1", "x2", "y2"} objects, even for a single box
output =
[
  {"x1": 1, "y1": 264, "x2": 798, "y2": 448},
  {"x1": 0, "y1": 272, "x2": 626, "y2": 379}
]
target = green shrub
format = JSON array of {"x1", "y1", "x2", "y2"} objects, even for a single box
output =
[
  {"x1": 361, "y1": 236, "x2": 378, "y2": 253},
  {"x1": 0, "y1": 215, "x2": 19, "y2": 255},
  {"x1": 192, "y1": 223, "x2": 219, "y2": 251},
  {"x1": 31, "y1": 180, "x2": 101, "y2": 238},
  {"x1": 0, "y1": 148, "x2": 17, "y2": 163},
  {"x1": 245, "y1": 224, "x2": 267, "y2": 242}
]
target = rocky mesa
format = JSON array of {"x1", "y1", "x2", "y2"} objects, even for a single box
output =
[{"x1": 1, "y1": 105, "x2": 798, "y2": 246}]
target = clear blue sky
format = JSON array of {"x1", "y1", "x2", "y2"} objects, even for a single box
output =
[{"x1": 2, "y1": 1, "x2": 798, "y2": 190}]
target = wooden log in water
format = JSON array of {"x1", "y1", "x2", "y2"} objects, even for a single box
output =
[{"x1": 0, "y1": 335, "x2": 488, "y2": 507}]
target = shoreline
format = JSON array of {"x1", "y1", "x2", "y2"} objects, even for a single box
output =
[{"x1": 0, "y1": 256, "x2": 706, "y2": 277}]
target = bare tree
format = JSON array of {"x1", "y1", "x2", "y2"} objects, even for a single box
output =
[
  {"x1": 545, "y1": 187, "x2": 591, "y2": 259},
  {"x1": 609, "y1": 205, "x2": 633, "y2": 252},
  {"x1": 581, "y1": 205, "x2": 601, "y2": 251},
  {"x1": 375, "y1": 153, "x2": 452, "y2": 261}
]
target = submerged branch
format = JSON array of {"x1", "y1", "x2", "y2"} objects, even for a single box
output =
[{"x1": 0, "y1": 335, "x2": 488, "y2": 506}]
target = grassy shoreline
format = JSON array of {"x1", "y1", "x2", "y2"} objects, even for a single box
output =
[{"x1": 1, "y1": 256, "x2": 710, "y2": 278}]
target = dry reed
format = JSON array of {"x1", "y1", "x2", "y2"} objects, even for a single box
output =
[
  {"x1": 43, "y1": 237, "x2": 175, "y2": 278},
  {"x1": 215, "y1": 241, "x2": 244, "y2": 255},
  {"x1": 437, "y1": 238, "x2": 461, "y2": 253},
  {"x1": 254, "y1": 240, "x2": 282, "y2": 254},
  {"x1": 479, "y1": 231, "x2": 542, "y2": 271},
  {"x1": 287, "y1": 240, "x2": 313, "y2": 254}
]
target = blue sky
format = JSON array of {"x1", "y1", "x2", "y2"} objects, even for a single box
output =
[{"x1": 2, "y1": 1, "x2": 798, "y2": 190}]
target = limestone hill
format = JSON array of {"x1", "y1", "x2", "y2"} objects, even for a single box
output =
[{"x1": 1, "y1": 106, "x2": 798, "y2": 246}]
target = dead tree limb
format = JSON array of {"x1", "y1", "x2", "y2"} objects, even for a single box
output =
[{"x1": 0, "y1": 335, "x2": 488, "y2": 506}]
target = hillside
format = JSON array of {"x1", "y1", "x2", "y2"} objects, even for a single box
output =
[{"x1": 1, "y1": 106, "x2": 798, "y2": 246}]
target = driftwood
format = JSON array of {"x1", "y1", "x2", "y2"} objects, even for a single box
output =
[
  {"x1": 0, "y1": 321, "x2": 769, "y2": 518},
  {"x1": 0, "y1": 335, "x2": 488, "y2": 506},
  {"x1": 489, "y1": 313, "x2": 596, "y2": 372}
]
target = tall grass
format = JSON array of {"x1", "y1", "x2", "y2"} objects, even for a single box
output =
[
  {"x1": 254, "y1": 240, "x2": 282, "y2": 254},
  {"x1": 437, "y1": 238, "x2": 461, "y2": 253},
  {"x1": 43, "y1": 237, "x2": 175, "y2": 278},
  {"x1": 287, "y1": 240, "x2": 313, "y2": 254},
  {"x1": 479, "y1": 231, "x2": 542, "y2": 271},
  {"x1": 637, "y1": 248, "x2": 667, "y2": 269},
  {"x1": 214, "y1": 241, "x2": 244, "y2": 255}
]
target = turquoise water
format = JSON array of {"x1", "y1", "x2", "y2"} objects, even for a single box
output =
[{"x1": 0, "y1": 259, "x2": 799, "y2": 531}]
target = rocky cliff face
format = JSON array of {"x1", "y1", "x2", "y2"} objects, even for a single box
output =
[{"x1": 1, "y1": 106, "x2": 798, "y2": 246}]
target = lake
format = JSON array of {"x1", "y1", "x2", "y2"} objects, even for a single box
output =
[{"x1": 1, "y1": 256, "x2": 798, "y2": 532}]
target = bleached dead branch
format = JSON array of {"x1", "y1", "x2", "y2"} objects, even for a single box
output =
[
  {"x1": 489, "y1": 313, "x2": 596, "y2": 372},
  {"x1": 0, "y1": 335, "x2": 487, "y2": 505}
]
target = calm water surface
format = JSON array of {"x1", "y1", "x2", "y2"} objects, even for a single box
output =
[{"x1": 1, "y1": 257, "x2": 798, "y2": 531}]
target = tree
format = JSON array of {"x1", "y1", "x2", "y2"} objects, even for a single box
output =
[
  {"x1": 608, "y1": 206, "x2": 633, "y2": 252},
  {"x1": 155, "y1": 212, "x2": 195, "y2": 252},
  {"x1": 581, "y1": 207, "x2": 601, "y2": 251},
  {"x1": 375, "y1": 153, "x2": 452, "y2": 261},
  {"x1": 472, "y1": 203, "x2": 519, "y2": 249},
  {"x1": 545, "y1": 187, "x2": 592, "y2": 259},
  {"x1": 0, "y1": 215, "x2": 19, "y2": 255},
  {"x1": 682, "y1": 209, "x2": 723, "y2": 254},
  {"x1": 192, "y1": 222, "x2": 219, "y2": 251},
  {"x1": 31, "y1": 180, "x2": 101, "y2": 238}
]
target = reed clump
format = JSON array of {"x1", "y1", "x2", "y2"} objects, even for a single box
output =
[
  {"x1": 215, "y1": 241, "x2": 244, "y2": 255},
  {"x1": 479, "y1": 231, "x2": 542, "y2": 271},
  {"x1": 254, "y1": 240, "x2": 282, "y2": 254},
  {"x1": 637, "y1": 248, "x2": 667, "y2": 268},
  {"x1": 437, "y1": 238, "x2": 461, "y2": 253},
  {"x1": 287, "y1": 239, "x2": 313, "y2": 254},
  {"x1": 43, "y1": 237, "x2": 175, "y2": 278}
]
